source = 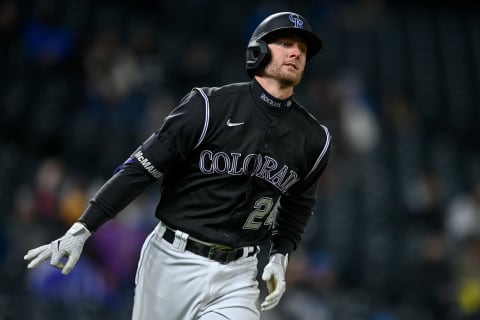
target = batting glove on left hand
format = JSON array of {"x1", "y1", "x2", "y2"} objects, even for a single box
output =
[
  {"x1": 261, "y1": 253, "x2": 288, "y2": 311},
  {"x1": 24, "y1": 222, "x2": 91, "y2": 275}
]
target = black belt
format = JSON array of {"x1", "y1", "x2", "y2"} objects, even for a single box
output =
[{"x1": 162, "y1": 227, "x2": 256, "y2": 264}]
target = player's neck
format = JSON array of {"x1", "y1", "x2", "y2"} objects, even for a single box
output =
[{"x1": 254, "y1": 76, "x2": 294, "y2": 100}]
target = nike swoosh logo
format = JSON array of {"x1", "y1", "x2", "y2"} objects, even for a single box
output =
[{"x1": 226, "y1": 119, "x2": 245, "y2": 127}]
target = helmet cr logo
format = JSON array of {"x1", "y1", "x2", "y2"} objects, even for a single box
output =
[{"x1": 289, "y1": 14, "x2": 304, "y2": 29}]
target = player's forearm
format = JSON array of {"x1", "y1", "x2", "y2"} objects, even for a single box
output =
[
  {"x1": 79, "y1": 162, "x2": 156, "y2": 231},
  {"x1": 271, "y1": 191, "x2": 315, "y2": 254},
  {"x1": 271, "y1": 212, "x2": 312, "y2": 254}
]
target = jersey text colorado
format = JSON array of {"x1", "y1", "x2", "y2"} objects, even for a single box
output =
[{"x1": 199, "y1": 149, "x2": 299, "y2": 192}]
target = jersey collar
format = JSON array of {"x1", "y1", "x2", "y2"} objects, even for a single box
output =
[{"x1": 250, "y1": 79, "x2": 294, "y2": 113}]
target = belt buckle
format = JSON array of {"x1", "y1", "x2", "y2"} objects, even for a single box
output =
[{"x1": 207, "y1": 246, "x2": 236, "y2": 264}]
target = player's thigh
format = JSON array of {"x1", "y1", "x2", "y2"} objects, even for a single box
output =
[
  {"x1": 132, "y1": 226, "x2": 209, "y2": 319},
  {"x1": 198, "y1": 285, "x2": 260, "y2": 320}
]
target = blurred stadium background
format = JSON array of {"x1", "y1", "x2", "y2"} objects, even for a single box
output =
[{"x1": 1, "y1": 0, "x2": 479, "y2": 319}]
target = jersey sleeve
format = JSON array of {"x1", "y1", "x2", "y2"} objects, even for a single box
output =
[
  {"x1": 138, "y1": 89, "x2": 209, "y2": 173},
  {"x1": 271, "y1": 125, "x2": 332, "y2": 255},
  {"x1": 78, "y1": 89, "x2": 209, "y2": 231},
  {"x1": 78, "y1": 160, "x2": 156, "y2": 231}
]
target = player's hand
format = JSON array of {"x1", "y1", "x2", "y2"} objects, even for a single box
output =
[
  {"x1": 261, "y1": 253, "x2": 288, "y2": 311},
  {"x1": 24, "y1": 222, "x2": 91, "y2": 275}
]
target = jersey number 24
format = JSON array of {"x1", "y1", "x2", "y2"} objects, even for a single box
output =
[{"x1": 242, "y1": 197, "x2": 279, "y2": 230}]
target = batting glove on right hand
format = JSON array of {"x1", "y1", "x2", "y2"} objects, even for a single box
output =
[
  {"x1": 261, "y1": 253, "x2": 288, "y2": 311},
  {"x1": 24, "y1": 222, "x2": 91, "y2": 275}
]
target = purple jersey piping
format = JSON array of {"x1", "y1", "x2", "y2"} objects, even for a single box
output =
[
  {"x1": 305, "y1": 125, "x2": 331, "y2": 180},
  {"x1": 193, "y1": 88, "x2": 210, "y2": 149}
]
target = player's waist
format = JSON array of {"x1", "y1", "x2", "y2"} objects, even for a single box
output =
[{"x1": 157, "y1": 221, "x2": 258, "y2": 264}]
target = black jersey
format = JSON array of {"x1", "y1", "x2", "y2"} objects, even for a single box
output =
[{"x1": 80, "y1": 79, "x2": 331, "y2": 254}]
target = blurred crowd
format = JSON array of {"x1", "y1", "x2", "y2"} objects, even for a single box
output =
[{"x1": 0, "y1": 0, "x2": 479, "y2": 319}]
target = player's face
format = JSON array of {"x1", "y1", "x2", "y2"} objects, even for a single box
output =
[{"x1": 264, "y1": 35, "x2": 307, "y2": 87}]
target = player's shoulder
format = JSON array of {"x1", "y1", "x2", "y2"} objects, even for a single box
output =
[
  {"x1": 194, "y1": 82, "x2": 250, "y2": 98},
  {"x1": 293, "y1": 100, "x2": 331, "y2": 138},
  {"x1": 290, "y1": 100, "x2": 332, "y2": 160}
]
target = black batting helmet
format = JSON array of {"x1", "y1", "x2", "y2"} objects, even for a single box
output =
[{"x1": 246, "y1": 12, "x2": 322, "y2": 78}]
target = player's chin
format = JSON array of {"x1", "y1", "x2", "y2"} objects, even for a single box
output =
[
  {"x1": 285, "y1": 68, "x2": 304, "y2": 83},
  {"x1": 280, "y1": 73, "x2": 302, "y2": 87}
]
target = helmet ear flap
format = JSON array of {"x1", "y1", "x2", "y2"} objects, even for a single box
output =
[{"x1": 246, "y1": 39, "x2": 269, "y2": 78}]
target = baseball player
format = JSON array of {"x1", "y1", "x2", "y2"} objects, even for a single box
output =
[{"x1": 24, "y1": 11, "x2": 331, "y2": 320}]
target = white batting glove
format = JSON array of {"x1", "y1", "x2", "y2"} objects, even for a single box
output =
[
  {"x1": 261, "y1": 253, "x2": 288, "y2": 311},
  {"x1": 24, "y1": 222, "x2": 91, "y2": 275}
]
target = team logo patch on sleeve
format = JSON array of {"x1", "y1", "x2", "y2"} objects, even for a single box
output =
[{"x1": 133, "y1": 150, "x2": 163, "y2": 179}]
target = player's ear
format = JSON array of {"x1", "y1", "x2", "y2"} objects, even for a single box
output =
[{"x1": 246, "y1": 39, "x2": 270, "y2": 78}]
